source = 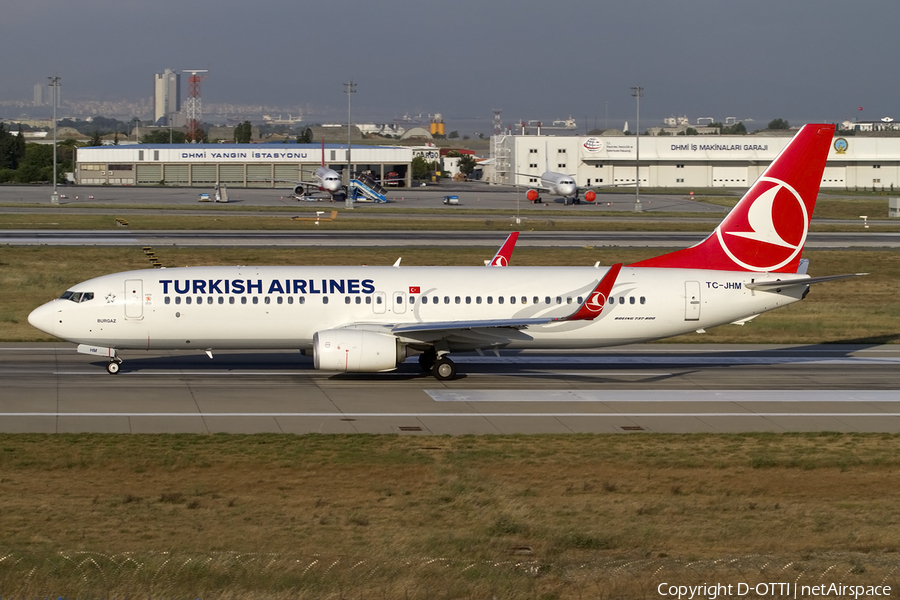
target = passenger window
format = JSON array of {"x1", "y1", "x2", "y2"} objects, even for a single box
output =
[
  {"x1": 409, "y1": 296, "x2": 415, "y2": 304},
  {"x1": 476, "y1": 296, "x2": 482, "y2": 304},
  {"x1": 422, "y1": 296, "x2": 428, "y2": 304},
  {"x1": 577, "y1": 297, "x2": 583, "y2": 304},
  {"x1": 522, "y1": 297, "x2": 528, "y2": 304},
  {"x1": 323, "y1": 297, "x2": 329, "y2": 304},
  {"x1": 444, "y1": 296, "x2": 449, "y2": 304},
  {"x1": 640, "y1": 297, "x2": 646, "y2": 304},
  {"x1": 218, "y1": 297, "x2": 224, "y2": 305},
  {"x1": 466, "y1": 296, "x2": 471, "y2": 304},
  {"x1": 455, "y1": 296, "x2": 461, "y2": 304},
  {"x1": 300, "y1": 297, "x2": 306, "y2": 304},
  {"x1": 487, "y1": 297, "x2": 493, "y2": 304},
  {"x1": 165, "y1": 297, "x2": 171, "y2": 305},
  {"x1": 630, "y1": 297, "x2": 635, "y2": 305},
  {"x1": 229, "y1": 297, "x2": 235, "y2": 304},
  {"x1": 207, "y1": 297, "x2": 213, "y2": 304},
  {"x1": 288, "y1": 297, "x2": 294, "y2": 304},
  {"x1": 355, "y1": 296, "x2": 361, "y2": 304},
  {"x1": 556, "y1": 297, "x2": 562, "y2": 304},
  {"x1": 277, "y1": 297, "x2": 283, "y2": 305},
  {"x1": 241, "y1": 297, "x2": 247, "y2": 305},
  {"x1": 567, "y1": 297, "x2": 573, "y2": 304},
  {"x1": 175, "y1": 297, "x2": 181, "y2": 305},
  {"x1": 545, "y1": 297, "x2": 551, "y2": 304},
  {"x1": 365, "y1": 296, "x2": 371, "y2": 304},
  {"x1": 498, "y1": 296, "x2": 504, "y2": 305},
  {"x1": 619, "y1": 297, "x2": 625, "y2": 304},
  {"x1": 253, "y1": 297, "x2": 259, "y2": 305},
  {"x1": 196, "y1": 296, "x2": 202, "y2": 305},
  {"x1": 533, "y1": 297, "x2": 539, "y2": 304},
  {"x1": 396, "y1": 296, "x2": 404, "y2": 304},
  {"x1": 376, "y1": 296, "x2": 382, "y2": 304},
  {"x1": 186, "y1": 297, "x2": 192, "y2": 305},
  {"x1": 609, "y1": 297, "x2": 615, "y2": 304},
  {"x1": 344, "y1": 297, "x2": 351, "y2": 304},
  {"x1": 432, "y1": 296, "x2": 438, "y2": 304}
]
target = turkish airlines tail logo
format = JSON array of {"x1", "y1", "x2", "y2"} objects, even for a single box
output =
[{"x1": 629, "y1": 124, "x2": 834, "y2": 273}]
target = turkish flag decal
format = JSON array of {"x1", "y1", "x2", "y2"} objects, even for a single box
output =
[{"x1": 409, "y1": 286, "x2": 420, "y2": 294}]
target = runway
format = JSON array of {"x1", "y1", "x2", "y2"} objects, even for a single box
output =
[
  {"x1": 3, "y1": 229, "x2": 898, "y2": 248},
  {"x1": 3, "y1": 343, "x2": 899, "y2": 434}
]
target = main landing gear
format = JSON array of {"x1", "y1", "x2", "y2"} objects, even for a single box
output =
[
  {"x1": 106, "y1": 356, "x2": 123, "y2": 375},
  {"x1": 418, "y1": 347, "x2": 457, "y2": 381}
]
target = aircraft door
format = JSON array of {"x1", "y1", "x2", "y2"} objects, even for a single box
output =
[
  {"x1": 392, "y1": 291, "x2": 407, "y2": 314},
  {"x1": 372, "y1": 292, "x2": 386, "y2": 314},
  {"x1": 684, "y1": 281, "x2": 700, "y2": 321},
  {"x1": 124, "y1": 279, "x2": 143, "y2": 319}
]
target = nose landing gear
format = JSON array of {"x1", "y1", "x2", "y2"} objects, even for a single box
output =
[{"x1": 106, "y1": 357, "x2": 123, "y2": 375}]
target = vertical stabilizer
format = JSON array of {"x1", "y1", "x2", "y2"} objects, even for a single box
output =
[{"x1": 630, "y1": 124, "x2": 835, "y2": 273}]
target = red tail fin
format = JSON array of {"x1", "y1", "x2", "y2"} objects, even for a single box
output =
[
  {"x1": 630, "y1": 124, "x2": 835, "y2": 273},
  {"x1": 321, "y1": 138, "x2": 326, "y2": 167}
]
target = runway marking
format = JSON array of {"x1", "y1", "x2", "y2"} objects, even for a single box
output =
[
  {"x1": 2, "y1": 412, "x2": 900, "y2": 418},
  {"x1": 427, "y1": 390, "x2": 900, "y2": 402}
]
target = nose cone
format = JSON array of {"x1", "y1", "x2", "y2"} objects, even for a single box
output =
[
  {"x1": 560, "y1": 183, "x2": 577, "y2": 197},
  {"x1": 28, "y1": 301, "x2": 58, "y2": 336}
]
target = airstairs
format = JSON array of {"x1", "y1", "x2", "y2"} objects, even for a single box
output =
[{"x1": 348, "y1": 173, "x2": 388, "y2": 203}]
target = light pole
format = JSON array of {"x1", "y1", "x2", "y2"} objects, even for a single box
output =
[
  {"x1": 48, "y1": 76, "x2": 61, "y2": 204},
  {"x1": 631, "y1": 86, "x2": 643, "y2": 211},
  {"x1": 344, "y1": 80, "x2": 356, "y2": 209}
]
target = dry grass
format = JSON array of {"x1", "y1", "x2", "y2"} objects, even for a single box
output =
[
  {"x1": 1, "y1": 433, "x2": 899, "y2": 597},
  {"x1": 3, "y1": 246, "x2": 899, "y2": 344}
]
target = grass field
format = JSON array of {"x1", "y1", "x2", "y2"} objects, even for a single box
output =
[
  {"x1": 3, "y1": 245, "x2": 899, "y2": 344},
  {"x1": 1, "y1": 433, "x2": 900, "y2": 598}
]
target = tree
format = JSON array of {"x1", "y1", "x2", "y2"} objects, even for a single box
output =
[
  {"x1": 142, "y1": 129, "x2": 186, "y2": 144},
  {"x1": 89, "y1": 131, "x2": 102, "y2": 146},
  {"x1": 448, "y1": 130, "x2": 459, "y2": 139},
  {"x1": 457, "y1": 154, "x2": 477, "y2": 177},
  {"x1": 411, "y1": 155, "x2": 435, "y2": 180},
  {"x1": 767, "y1": 118, "x2": 790, "y2": 130},
  {"x1": 297, "y1": 128, "x2": 313, "y2": 144},
  {"x1": 234, "y1": 121, "x2": 253, "y2": 143}
]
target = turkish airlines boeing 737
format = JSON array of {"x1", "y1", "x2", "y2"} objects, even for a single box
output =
[{"x1": 29, "y1": 124, "x2": 861, "y2": 380}]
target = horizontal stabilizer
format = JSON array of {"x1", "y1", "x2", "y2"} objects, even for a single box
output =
[{"x1": 745, "y1": 273, "x2": 868, "y2": 290}]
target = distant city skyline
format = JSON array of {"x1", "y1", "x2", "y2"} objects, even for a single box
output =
[{"x1": 2, "y1": 0, "x2": 898, "y2": 133}]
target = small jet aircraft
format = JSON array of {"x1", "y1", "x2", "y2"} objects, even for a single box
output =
[
  {"x1": 282, "y1": 140, "x2": 346, "y2": 202},
  {"x1": 29, "y1": 124, "x2": 863, "y2": 380}
]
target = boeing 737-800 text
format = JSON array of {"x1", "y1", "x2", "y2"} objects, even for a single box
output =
[{"x1": 29, "y1": 124, "x2": 860, "y2": 380}]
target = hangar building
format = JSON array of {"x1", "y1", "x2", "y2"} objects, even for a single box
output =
[
  {"x1": 489, "y1": 133, "x2": 900, "y2": 190},
  {"x1": 74, "y1": 143, "x2": 414, "y2": 187}
]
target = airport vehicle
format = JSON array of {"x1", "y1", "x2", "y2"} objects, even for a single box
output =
[
  {"x1": 29, "y1": 124, "x2": 859, "y2": 380},
  {"x1": 443, "y1": 195, "x2": 459, "y2": 205}
]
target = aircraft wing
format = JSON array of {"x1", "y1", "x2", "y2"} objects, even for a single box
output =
[{"x1": 391, "y1": 264, "x2": 622, "y2": 342}]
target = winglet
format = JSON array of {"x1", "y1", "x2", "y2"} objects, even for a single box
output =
[
  {"x1": 489, "y1": 232, "x2": 519, "y2": 266},
  {"x1": 560, "y1": 263, "x2": 622, "y2": 322}
]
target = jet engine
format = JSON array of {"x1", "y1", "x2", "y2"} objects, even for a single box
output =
[
  {"x1": 526, "y1": 189, "x2": 540, "y2": 202},
  {"x1": 313, "y1": 329, "x2": 406, "y2": 372},
  {"x1": 584, "y1": 190, "x2": 597, "y2": 202},
  {"x1": 293, "y1": 184, "x2": 307, "y2": 196}
]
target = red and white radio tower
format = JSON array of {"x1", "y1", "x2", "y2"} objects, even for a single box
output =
[{"x1": 183, "y1": 69, "x2": 208, "y2": 142}]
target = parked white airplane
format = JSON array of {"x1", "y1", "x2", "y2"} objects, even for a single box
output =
[
  {"x1": 284, "y1": 141, "x2": 345, "y2": 201},
  {"x1": 523, "y1": 170, "x2": 595, "y2": 205},
  {"x1": 29, "y1": 124, "x2": 862, "y2": 380}
]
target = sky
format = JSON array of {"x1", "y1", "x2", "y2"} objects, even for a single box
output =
[{"x1": 2, "y1": 0, "x2": 898, "y2": 130}]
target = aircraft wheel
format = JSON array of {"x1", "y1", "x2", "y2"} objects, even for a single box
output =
[
  {"x1": 433, "y1": 357, "x2": 456, "y2": 381},
  {"x1": 106, "y1": 361, "x2": 120, "y2": 375}
]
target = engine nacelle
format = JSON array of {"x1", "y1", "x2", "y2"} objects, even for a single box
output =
[
  {"x1": 313, "y1": 329, "x2": 404, "y2": 372},
  {"x1": 293, "y1": 184, "x2": 306, "y2": 196},
  {"x1": 584, "y1": 190, "x2": 597, "y2": 202},
  {"x1": 526, "y1": 189, "x2": 539, "y2": 202}
]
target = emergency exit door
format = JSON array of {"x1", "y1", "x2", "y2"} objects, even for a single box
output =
[{"x1": 124, "y1": 279, "x2": 143, "y2": 319}]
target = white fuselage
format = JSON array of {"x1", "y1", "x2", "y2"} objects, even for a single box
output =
[
  {"x1": 540, "y1": 171, "x2": 577, "y2": 198},
  {"x1": 314, "y1": 166, "x2": 343, "y2": 193},
  {"x1": 28, "y1": 265, "x2": 805, "y2": 353}
]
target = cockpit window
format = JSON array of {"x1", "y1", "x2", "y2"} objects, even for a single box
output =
[{"x1": 59, "y1": 291, "x2": 93, "y2": 303}]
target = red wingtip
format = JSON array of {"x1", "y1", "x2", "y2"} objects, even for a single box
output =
[
  {"x1": 489, "y1": 232, "x2": 519, "y2": 266},
  {"x1": 630, "y1": 124, "x2": 835, "y2": 273}
]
